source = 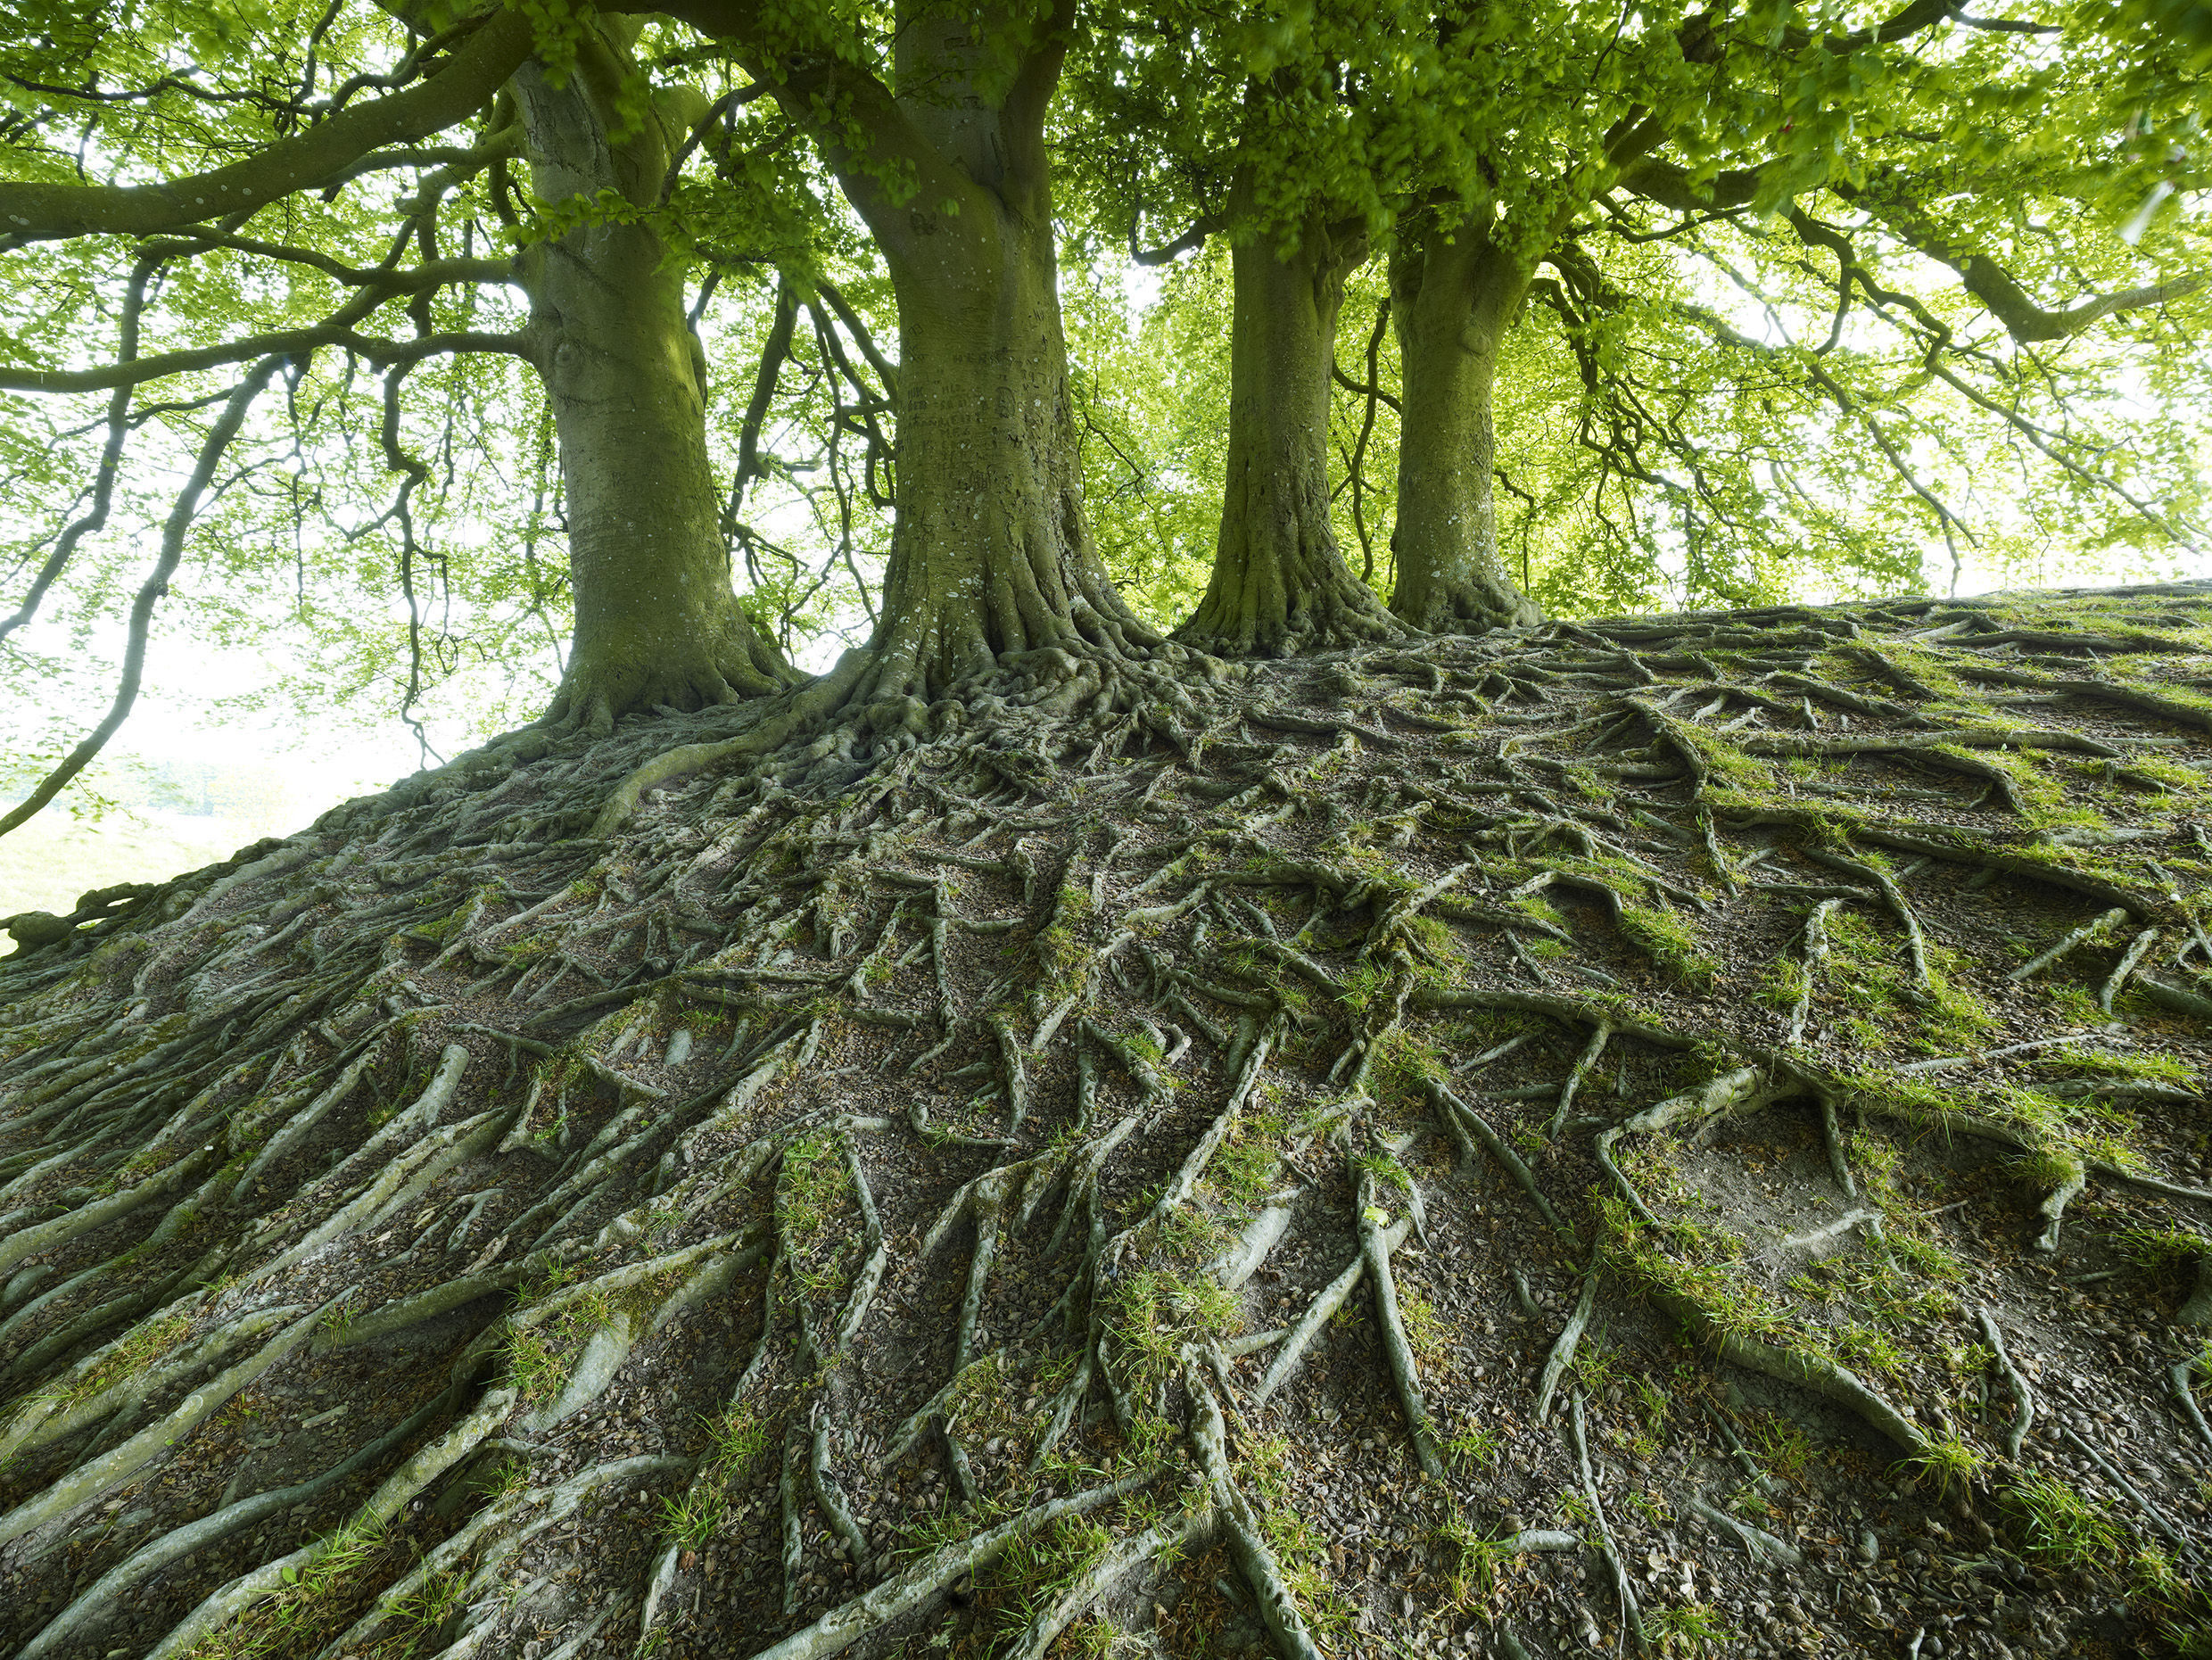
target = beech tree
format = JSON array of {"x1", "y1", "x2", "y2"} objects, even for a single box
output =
[
  {"x1": 4, "y1": 0, "x2": 2208, "y2": 803},
  {"x1": 5, "y1": 9, "x2": 2212, "y2": 1660},
  {"x1": 1096, "y1": 0, "x2": 2207, "y2": 637},
  {"x1": 1069, "y1": 12, "x2": 1407, "y2": 656}
]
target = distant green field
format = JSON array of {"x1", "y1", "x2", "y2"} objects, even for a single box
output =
[{"x1": 0, "y1": 811, "x2": 256, "y2": 923}]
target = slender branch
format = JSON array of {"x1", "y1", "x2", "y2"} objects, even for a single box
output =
[
  {"x1": 813, "y1": 277, "x2": 898, "y2": 405},
  {"x1": 0, "y1": 355, "x2": 285, "y2": 840},
  {"x1": 732, "y1": 276, "x2": 799, "y2": 520},
  {"x1": 0, "y1": 248, "x2": 163, "y2": 642},
  {"x1": 0, "y1": 315, "x2": 529, "y2": 394}
]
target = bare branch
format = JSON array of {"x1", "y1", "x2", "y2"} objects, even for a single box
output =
[{"x1": 0, "y1": 356, "x2": 285, "y2": 840}]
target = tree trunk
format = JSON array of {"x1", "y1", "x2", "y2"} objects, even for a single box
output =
[
  {"x1": 1176, "y1": 184, "x2": 1401, "y2": 657},
  {"x1": 854, "y1": 181, "x2": 1158, "y2": 706},
  {"x1": 753, "y1": 6, "x2": 1169, "y2": 721},
  {"x1": 1387, "y1": 219, "x2": 1545, "y2": 632},
  {"x1": 513, "y1": 31, "x2": 795, "y2": 736}
]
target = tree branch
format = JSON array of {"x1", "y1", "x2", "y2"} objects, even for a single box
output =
[
  {"x1": 732, "y1": 276, "x2": 798, "y2": 519},
  {"x1": 0, "y1": 249, "x2": 164, "y2": 644},
  {"x1": 1841, "y1": 182, "x2": 2208, "y2": 343},
  {"x1": 0, "y1": 302, "x2": 528, "y2": 394},
  {"x1": 813, "y1": 277, "x2": 898, "y2": 404},
  {"x1": 1780, "y1": 0, "x2": 1964, "y2": 54},
  {"x1": 645, "y1": 0, "x2": 977, "y2": 241},
  {"x1": 0, "y1": 356, "x2": 285, "y2": 840},
  {"x1": 0, "y1": 8, "x2": 531, "y2": 243},
  {"x1": 1132, "y1": 213, "x2": 1215, "y2": 266}
]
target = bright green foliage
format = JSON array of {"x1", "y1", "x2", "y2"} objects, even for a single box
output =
[{"x1": 0, "y1": 0, "x2": 2207, "y2": 806}]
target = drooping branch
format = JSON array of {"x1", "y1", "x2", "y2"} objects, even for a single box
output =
[
  {"x1": 0, "y1": 354, "x2": 285, "y2": 839},
  {"x1": 0, "y1": 248, "x2": 164, "y2": 644}
]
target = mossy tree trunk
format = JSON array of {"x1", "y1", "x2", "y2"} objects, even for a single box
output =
[
  {"x1": 1176, "y1": 177, "x2": 1402, "y2": 657},
  {"x1": 772, "y1": 5, "x2": 1165, "y2": 713},
  {"x1": 1387, "y1": 213, "x2": 1545, "y2": 633},
  {"x1": 514, "y1": 25, "x2": 795, "y2": 736}
]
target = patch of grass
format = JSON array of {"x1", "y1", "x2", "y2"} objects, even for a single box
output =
[
  {"x1": 1036, "y1": 883, "x2": 1094, "y2": 996},
  {"x1": 1816, "y1": 915, "x2": 1995, "y2": 1054},
  {"x1": 1365, "y1": 1025, "x2": 1449, "y2": 1094},
  {"x1": 2105, "y1": 755, "x2": 2212, "y2": 797},
  {"x1": 2007, "y1": 1472, "x2": 2125, "y2": 1573},
  {"x1": 659, "y1": 1483, "x2": 727, "y2": 1549},
  {"x1": 1239, "y1": 1433, "x2": 1355, "y2": 1641},
  {"x1": 503, "y1": 1266, "x2": 610, "y2": 1409},
  {"x1": 702, "y1": 1403, "x2": 773, "y2": 1476},
  {"x1": 1106, "y1": 1265, "x2": 1242, "y2": 1387},
  {"x1": 980, "y1": 1513, "x2": 1119, "y2": 1646},
  {"x1": 1510, "y1": 892, "x2": 1568, "y2": 932},
  {"x1": 1672, "y1": 724, "x2": 1777, "y2": 791},
  {"x1": 1571, "y1": 1334, "x2": 1624, "y2": 1398},
  {"x1": 1337, "y1": 962, "x2": 1391, "y2": 1014},
  {"x1": 1754, "y1": 955, "x2": 1810, "y2": 1012},
  {"x1": 1441, "y1": 1416, "x2": 1500, "y2": 1469},
  {"x1": 1436, "y1": 1506, "x2": 1518, "y2": 1611},
  {"x1": 1626, "y1": 1491, "x2": 1671, "y2": 1525},
  {"x1": 778, "y1": 1130, "x2": 858, "y2": 1303},
  {"x1": 1209, "y1": 1131, "x2": 1281, "y2": 1213},
  {"x1": 1830, "y1": 1320, "x2": 1911, "y2": 1379},
  {"x1": 2065, "y1": 1045, "x2": 2199, "y2": 1085},
  {"x1": 1747, "y1": 1414, "x2": 1815, "y2": 1482},
  {"x1": 1620, "y1": 903, "x2": 1721, "y2": 988},
  {"x1": 373, "y1": 1565, "x2": 472, "y2": 1656},
  {"x1": 1647, "y1": 1602, "x2": 1738, "y2": 1656},
  {"x1": 1395, "y1": 1284, "x2": 1450, "y2": 1373},
  {"x1": 38, "y1": 1308, "x2": 194, "y2": 1413},
  {"x1": 1900, "y1": 1432, "x2": 1983, "y2": 1497},
  {"x1": 1884, "y1": 1228, "x2": 1964, "y2": 1280},
  {"x1": 2043, "y1": 979, "x2": 2105, "y2": 1026},
  {"x1": 174, "y1": 1513, "x2": 399, "y2": 1660},
  {"x1": 483, "y1": 1455, "x2": 530, "y2": 1505}
]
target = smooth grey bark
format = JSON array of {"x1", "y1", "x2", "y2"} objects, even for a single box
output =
[
  {"x1": 682, "y1": 2, "x2": 1166, "y2": 721},
  {"x1": 1176, "y1": 179, "x2": 1400, "y2": 658},
  {"x1": 513, "y1": 26, "x2": 795, "y2": 735},
  {"x1": 843, "y1": 8, "x2": 1164, "y2": 708},
  {"x1": 1387, "y1": 215, "x2": 1545, "y2": 632}
]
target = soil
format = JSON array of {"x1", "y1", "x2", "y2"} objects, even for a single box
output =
[{"x1": 3, "y1": 582, "x2": 2211, "y2": 1660}]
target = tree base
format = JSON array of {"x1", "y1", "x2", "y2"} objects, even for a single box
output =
[
  {"x1": 541, "y1": 606, "x2": 799, "y2": 737},
  {"x1": 1174, "y1": 567, "x2": 1407, "y2": 659},
  {"x1": 1391, "y1": 569, "x2": 1544, "y2": 633},
  {"x1": 6, "y1": 581, "x2": 2212, "y2": 1660}
]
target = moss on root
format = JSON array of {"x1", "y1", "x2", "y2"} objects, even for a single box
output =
[{"x1": 5, "y1": 582, "x2": 2212, "y2": 1658}]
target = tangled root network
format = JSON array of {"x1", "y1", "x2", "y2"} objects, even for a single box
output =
[{"x1": 6, "y1": 582, "x2": 2212, "y2": 1660}]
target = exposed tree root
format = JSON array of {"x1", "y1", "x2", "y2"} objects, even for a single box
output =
[{"x1": 6, "y1": 583, "x2": 2212, "y2": 1658}]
